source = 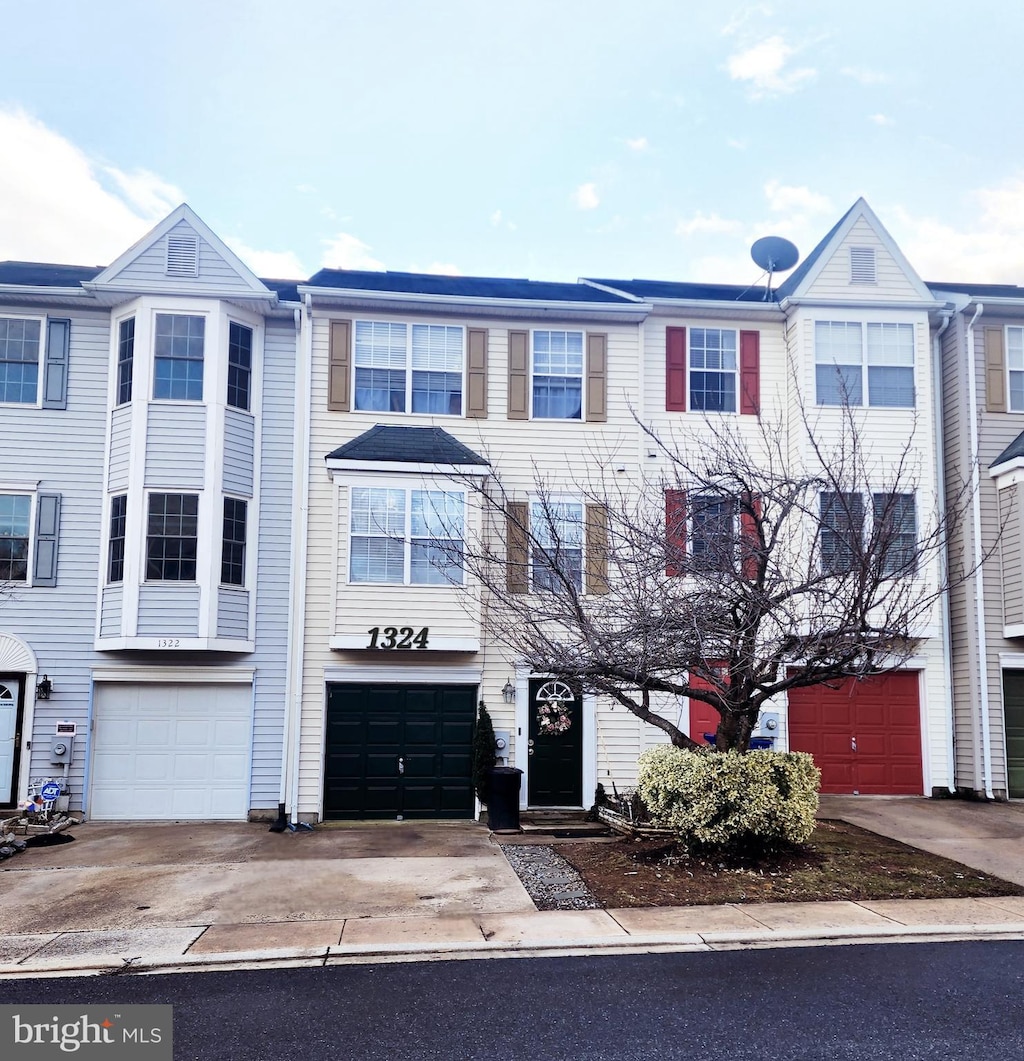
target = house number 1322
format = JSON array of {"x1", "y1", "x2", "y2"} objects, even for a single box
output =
[{"x1": 367, "y1": 626, "x2": 429, "y2": 650}]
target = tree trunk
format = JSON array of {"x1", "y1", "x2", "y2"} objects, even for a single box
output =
[{"x1": 714, "y1": 710, "x2": 756, "y2": 752}]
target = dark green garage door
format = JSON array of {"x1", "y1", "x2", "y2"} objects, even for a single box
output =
[
  {"x1": 1003, "y1": 670, "x2": 1024, "y2": 798},
  {"x1": 324, "y1": 683, "x2": 476, "y2": 820}
]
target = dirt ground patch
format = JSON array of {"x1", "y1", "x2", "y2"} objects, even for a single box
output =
[{"x1": 557, "y1": 820, "x2": 1024, "y2": 908}]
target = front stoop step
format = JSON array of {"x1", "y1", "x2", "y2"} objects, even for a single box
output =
[{"x1": 518, "y1": 810, "x2": 611, "y2": 838}]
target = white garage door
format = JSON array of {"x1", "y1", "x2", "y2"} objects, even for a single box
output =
[{"x1": 91, "y1": 683, "x2": 252, "y2": 820}]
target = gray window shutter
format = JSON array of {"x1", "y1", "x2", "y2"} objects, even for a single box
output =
[
  {"x1": 506, "y1": 501, "x2": 529, "y2": 593},
  {"x1": 986, "y1": 327, "x2": 1007, "y2": 413},
  {"x1": 328, "y1": 319, "x2": 352, "y2": 411},
  {"x1": 466, "y1": 328, "x2": 488, "y2": 418},
  {"x1": 42, "y1": 318, "x2": 70, "y2": 410},
  {"x1": 585, "y1": 503, "x2": 609, "y2": 594},
  {"x1": 507, "y1": 330, "x2": 529, "y2": 420},
  {"x1": 586, "y1": 332, "x2": 607, "y2": 422},
  {"x1": 33, "y1": 493, "x2": 61, "y2": 586}
]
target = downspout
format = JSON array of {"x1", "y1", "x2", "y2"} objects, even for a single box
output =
[
  {"x1": 965, "y1": 302, "x2": 995, "y2": 799},
  {"x1": 931, "y1": 313, "x2": 956, "y2": 794},
  {"x1": 279, "y1": 300, "x2": 313, "y2": 825}
]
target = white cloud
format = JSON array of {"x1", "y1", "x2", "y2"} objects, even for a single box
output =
[
  {"x1": 571, "y1": 182, "x2": 600, "y2": 210},
  {"x1": 224, "y1": 237, "x2": 307, "y2": 279},
  {"x1": 764, "y1": 180, "x2": 832, "y2": 215},
  {"x1": 676, "y1": 211, "x2": 744, "y2": 236},
  {"x1": 320, "y1": 232, "x2": 385, "y2": 271},
  {"x1": 721, "y1": 5, "x2": 773, "y2": 37},
  {"x1": 726, "y1": 36, "x2": 816, "y2": 98},
  {"x1": 894, "y1": 177, "x2": 1024, "y2": 282},
  {"x1": 841, "y1": 66, "x2": 890, "y2": 85},
  {"x1": 625, "y1": 136, "x2": 649, "y2": 152},
  {"x1": 490, "y1": 209, "x2": 504, "y2": 226},
  {"x1": 869, "y1": 113, "x2": 894, "y2": 126},
  {"x1": 0, "y1": 106, "x2": 181, "y2": 263}
]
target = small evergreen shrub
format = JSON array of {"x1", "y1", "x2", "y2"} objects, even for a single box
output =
[
  {"x1": 472, "y1": 701, "x2": 497, "y2": 803},
  {"x1": 636, "y1": 745, "x2": 820, "y2": 848}
]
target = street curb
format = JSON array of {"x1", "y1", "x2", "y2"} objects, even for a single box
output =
[{"x1": 1, "y1": 921, "x2": 1022, "y2": 979}]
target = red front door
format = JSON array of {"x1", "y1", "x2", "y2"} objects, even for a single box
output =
[{"x1": 787, "y1": 672, "x2": 923, "y2": 795}]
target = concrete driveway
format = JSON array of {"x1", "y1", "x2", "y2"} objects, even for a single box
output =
[
  {"x1": 0, "y1": 820, "x2": 534, "y2": 935},
  {"x1": 819, "y1": 795, "x2": 1024, "y2": 886}
]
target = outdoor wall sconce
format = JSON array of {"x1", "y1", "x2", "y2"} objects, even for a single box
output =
[
  {"x1": 36, "y1": 675, "x2": 52, "y2": 700},
  {"x1": 501, "y1": 679, "x2": 516, "y2": 704}
]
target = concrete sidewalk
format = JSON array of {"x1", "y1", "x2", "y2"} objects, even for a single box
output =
[{"x1": 1, "y1": 801, "x2": 1023, "y2": 979}]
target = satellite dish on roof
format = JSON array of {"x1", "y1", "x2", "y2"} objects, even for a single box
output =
[{"x1": 750, "y1": 236, "x2": 799, "y2": 302}]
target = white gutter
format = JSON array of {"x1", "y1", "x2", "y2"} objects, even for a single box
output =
[
  {"x1": 930, "y1": 313, "x2": 957, "y2": 794},
  {"x1": 965, "y1": 302, "x2": 995, "y2": 799},
  {"x1": 280, "y1": 300, "x2": 313, "y2": 823}
]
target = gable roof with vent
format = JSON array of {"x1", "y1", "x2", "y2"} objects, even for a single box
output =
[
  {"x1": 84, "y1": 204, "x2": 275, "y2": 303},
  {"x1": 776, "y1": 198, "x2": 937, "y2": 307}
]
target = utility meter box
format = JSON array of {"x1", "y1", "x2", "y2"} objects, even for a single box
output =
[
  {"x1": 754, "y1": 711, "x2": 781, "y2": 738},
  {"x1": 50, "y1": 733, "x2": 74, "y2": 764},
  {"x1": 493, "y1": 730, "x2": 512, "y2": 763}
]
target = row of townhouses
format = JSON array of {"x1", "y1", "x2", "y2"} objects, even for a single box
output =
[{"x1": 0, "y1": 198, "x2": 1021, "y2": 824}]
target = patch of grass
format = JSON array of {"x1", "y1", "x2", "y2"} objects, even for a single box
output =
[{"x1": 557, "y1": 820, "x2": 1024, "y2": 908}]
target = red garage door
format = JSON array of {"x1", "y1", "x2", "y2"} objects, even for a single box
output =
[{"x1": 787, "y1": 673, "x2": 923, "y2": 795}]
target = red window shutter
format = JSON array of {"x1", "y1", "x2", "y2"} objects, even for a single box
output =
[
  {"x1": 739, "y1": 330, "x2": 760, "y2": 415},
  {"x1": 740, "y1": 493, "x2": 762, "y2": 580},
  {"x1": 666, "y1": 327, "x2": 687, "y2": 411},
  {"x1": 665, "y1": 488, "x2": 687, "y2": 576}
]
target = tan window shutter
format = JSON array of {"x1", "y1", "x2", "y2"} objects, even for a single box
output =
[
  {"x1": 586, "y1": 332, "x2": 607, "y2": 422},
  {"x1": 507, "y1": 501, "x2": 529, "y2": 592},
  {"x1": 508, "y1": 330, "x2": 529, "y2": 419},
  {"x1": 466, "y1": 328, "x2": 488, "y2": 418},
  {"x1": 328, "y1": 319, "x2": 352, "y2": 412},
  {"x1": 986, "y1": 326, "x2": 1007, "y2": 413},
  {"x1": 585, "y1": 504, "x2": 609, "y2": 595}
]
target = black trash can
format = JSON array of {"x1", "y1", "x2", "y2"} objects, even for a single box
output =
[{"x1": 486, "y1": 766, "x2": 523, "y2": 833}]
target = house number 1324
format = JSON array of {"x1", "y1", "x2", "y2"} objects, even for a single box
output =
[{"x1": 367, "y1": 626, "x2": 429, "y2": 650}]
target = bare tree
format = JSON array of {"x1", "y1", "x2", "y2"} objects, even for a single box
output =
[{"x1": 457, "y1": 405, "x2": 970, "y2": 753}]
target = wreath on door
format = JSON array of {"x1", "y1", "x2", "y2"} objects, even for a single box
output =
[{"x1": 535, "y1": 680, "x2": 575, "y2": 735}]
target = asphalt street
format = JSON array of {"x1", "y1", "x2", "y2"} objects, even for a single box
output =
[{"x1": 1, "y1": 941, "x2": 1022, "y2": 1060}]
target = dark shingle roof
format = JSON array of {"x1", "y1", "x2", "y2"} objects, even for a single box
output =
[
  {"x1": 0, "y1": 261, "x2": 103, "y2": 287},
  {"x1": 992, "y1": 430, "x2": 1024, "y2": 469},
  {"x1": 326, "y1": 425, "x2": 489, "y2": 466},
  {"x1": 261, "y1": 279, "x2": 300, "y2": 301},
  {"x1": 584, "y1": 278, "x2": 771, "y2": 303},
  {"x1": 927, "y1": 281, "x2": 1024, "y2": 299},
  {"x1": 305, "y1": 268, "x2": 633, "y2": 303}
]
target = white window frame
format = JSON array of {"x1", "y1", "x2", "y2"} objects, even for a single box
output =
[
  {"x1": 352, "y1": 319, "x2": 466, "y2": 417},
  {"x1": 144, "y1": 490, "x2": 200, "y2": 583},
  {"x1": 814, "y1": 320, "x2": 915, "y2": 408},
  {"x1": 0, "y1": 314, "x2": 44, "y2": 407},
  {"x1": 531, "y1": 329, "x2": 584, "y2": 421},
  {"x1": 818, "y1": 490, "x2": 918, "y2": 576},
  {"x1": 529, "y1": 496, "x2": 584, "y2": 592},
  {"x1": 688, "y1": 327, "x2": 738, "y2": 414},
  {"x1": 348, "y1": 484, "x2": 466, "y2": 586},
  {"x1": 0, "y1": 485, "x2": 36, "y2": 584},
  {"x1": 152, "y1": 312, "x2": 206, "y2": 403},
  {"x1": 1006, "y1": 327, "x2": 1024, "y2": 412},
  {"x1": 220, "y1": 495, "x2": 248, "y2": 588}
]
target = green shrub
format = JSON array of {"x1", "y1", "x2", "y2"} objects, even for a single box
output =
[
  {"x1": 636, "y1": 745, "x2": 821, "y2": 848},
  {"x1": 472, "y1": 701, "x2": 497, "y2": 803}
]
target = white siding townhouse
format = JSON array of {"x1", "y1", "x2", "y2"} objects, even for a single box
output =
[{"x1": 0, "y1": 206, "x2": 300, "y2": 820}]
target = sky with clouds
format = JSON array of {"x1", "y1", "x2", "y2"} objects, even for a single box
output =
[{"x1": 3, "y1": 1, "x2": 1024, "y2": 286}]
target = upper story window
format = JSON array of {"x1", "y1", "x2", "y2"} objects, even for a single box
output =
[
  {"x1": 153, "y1": 313, "x2": 204, "y2": 401},
  {"x1": 873, "y1": 492, "x2": 917, "y2": 576},
  {"x1": 108, "y1": 494, "x2": 127, "y2": 583},
  {"x1": 819, "y1": 491, "x2": 865, "y2": 574},
  {"x1": 815, "y1": 321, "x2": 914, "y2": 408},
  {"x1": 227, "y1": 322, "x2": 252, "y2": 411},
  {"x1": 221, "y1": 497, "x2": 247, "y2": 586},
  {"x1": 0, "y1": 493, "x2": 31, "y2": 581},
  {"x1": 116, "y1": 318, "x2": 135, "y2": 405},
  {"x1": 690, "y1": 328, "x2": 737, "y2": 413},
  {"x1": 353, "y1": 321, "x2": 463, "y2": 415},
  {"x1": 349, "y1": 486, "x2": 464, "y2": 585},
  {"x1": 690, "y1": 494, "x2": 739, "y2": 572},
  {"x1": 530, "y1": 500, "x2": 583, "y2": 591},
  {"x1": 0, "y1": 317, "x2": 41, "y2": 404},
  {"x1": 146, "y1": 492, "x2": 198, "y2": 581},
  {"x1": 533, "y1": 331, "x2": 583, "y2": 419},
  {"x1": 1006, "y1": 328, "x2": 1024, "y2": 411}
]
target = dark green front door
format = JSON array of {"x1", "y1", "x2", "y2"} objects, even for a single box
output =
[
  {"x1": 1003, "y1": 670, "x2": 1024, "y2": 798},
  {"x1": 527, "y1": 678, "x2": 583, "y2": 806},
  {"x1": 324, "y1": 683, "x2": 476, "y2": 819}
]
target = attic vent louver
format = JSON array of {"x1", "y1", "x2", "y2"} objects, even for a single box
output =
[
  {"x1": 850, "y1": 246, "x2": 876, "y2": 284},
  {"x1": 166, "y1": 235, "x2": 199, "y2": 277}
]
